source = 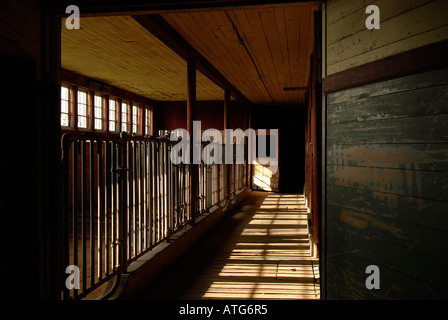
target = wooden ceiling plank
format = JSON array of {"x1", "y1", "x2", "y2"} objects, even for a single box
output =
[
  {"x1": 216, "y1": 14, "x2": 264, "y2": 97},
  {"x1": 274, "y1": 6, "x2": 294, "y2": 102},
  {"x1": 62, "y1": 16, "x2": 194, "y2": 101},
  {"x1": 225, "y1": 9, "x2": 268, "y2": 99},
  {"x1": 260, "y1": 9, "x2": 286, "y2": 100},
  {"x1": 132, "y1": 14, "x2": 251, "y2": 103},
  {"x1": 298, "y1": 6, "x2": 311, "y2": 82}
]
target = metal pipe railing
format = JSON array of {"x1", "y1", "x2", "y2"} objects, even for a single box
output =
[{"x1": 60, "y1": 130, "x2": 248, "y2": 299}]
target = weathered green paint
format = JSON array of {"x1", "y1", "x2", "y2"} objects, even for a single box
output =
[
  {"x1": 328, "y1": 143, "x2": 448, "y2": 172},
  {"x1": 325, "y1": 67, "x2": 448, "y2": 299}
]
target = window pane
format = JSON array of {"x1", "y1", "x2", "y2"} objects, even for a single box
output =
[
  {"x1": 78, "y1": 104, "x2": 86, "y2": 116},
  {"x1": 78, "y1": 90, "x2": 87, "y2": 103},
  {"x1": 61, "y1": 114, "x2": 69, "y2": 127},
  {"x1": 61, "y1": 100, "x2": 69, "y2": 113},
  {"x1": 94, "y1": 95, "x2": 102, "y2": 107},
  {"x1": 78, "y1": 116, "x2": 87, "y2": 128},
  {"x1": 95, "y1": 119, "x2": 102, "y2": 130},
  {"x1": 95, "y1": 107, "x2": 101, "y2": 118},
  {"x1": 121, "y1": 102, "x2": 128, "y2": 132},
  {"x1": 61, "y1": 86, "x2": 69, "y2": 100}
]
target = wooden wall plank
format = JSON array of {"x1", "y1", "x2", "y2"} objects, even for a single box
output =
[
  {"x1": 325, "y1": 0, "x2": 448, "y2": 75},
  {"x1": 328, "y1": 143, "x2": 448, "y2": 172},
  {"x1": 326, "y1": 0, "x2": 376, "y2": 26},
  {"x1": 328, "y1": 209, "x2": 448, "y2": 271},
  {"x1": 327, "y1": 84, "x2": 448, "y2": 125},
  {"x1": 326, "y1": 235, "x2": 448, "y2": 299},
  {"x1": 327, "y1": 217, "x2": 448, "y2": 287},
  {"x1": 328, "y1": 113, "x2": 448, "y2": 145},
  {"x1": 327, "y1": 184, "x2": 448, "y2": 231},
  {"x1": 327, "y1": 164, "x2": 448, "y2": 201},
  {"x1": 328, "y1": 0, "x2": 432, "y2": 46},
  {"x1": 325, "y1": 63, "x2": 448, "y2": 298}
]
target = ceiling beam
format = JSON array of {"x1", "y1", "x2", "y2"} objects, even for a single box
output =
[{"x1": 132, "y1": 14, "x2": 252, "y2": 104}]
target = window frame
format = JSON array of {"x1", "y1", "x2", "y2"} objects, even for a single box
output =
[
  {"x1": 93, "y1": 93, "x2": 104, "y2": 131},
  {"x1": 121, "y1": 100, "x2": 129, "y2": 133},
  {"x1": 77, "y1": 88, "x2": 89, "y2": 129},
  {"x1": 60, "y1": 84, "x2": 71, "y2": 127},
  {"x1": 108, "y1": 97, "x2": 118, "y2": 133},
  {"x1": 59, "y1": 79, "x2": 154, "y2": 136}
]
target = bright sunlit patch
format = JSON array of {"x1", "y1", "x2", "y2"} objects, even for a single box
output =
[{"x1": 202, "y1": 193, "x2": 319, "y2": 300}]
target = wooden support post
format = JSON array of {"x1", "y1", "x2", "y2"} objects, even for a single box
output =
[{"x1": 187, "y1": 59, "x2": 197, "y2": 222}]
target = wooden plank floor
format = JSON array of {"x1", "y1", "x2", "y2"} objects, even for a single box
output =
[{"x1": 136, "y1": 191, "x2": 320, "y2": 300}]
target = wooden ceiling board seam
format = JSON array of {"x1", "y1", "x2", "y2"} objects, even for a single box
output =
[
  {"x1": 228, "y1": 9, "x2": 269, "y2": 101},
  {"x1": 247, "y1": 19, "x2": 277, "y2": 102},
  {"x1": 163, "y1": 12, "x2": 254, "y2": 102},
  {"x1": 63, "y1": 16, "x2": 193, "y2": 101},
  {"x1": 218, "y1": 11, "x2": 267, "y2": 101},
  {"x1": 260, "y1": 9, "x2": 285, "y2": 101}
]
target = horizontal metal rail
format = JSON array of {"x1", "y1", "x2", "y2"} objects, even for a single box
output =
[{"x1": 60, "y1": 131, "x2": 247, "y2": 299}]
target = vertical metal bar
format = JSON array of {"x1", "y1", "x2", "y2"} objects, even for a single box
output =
[
  {"x1": 97, "y1": 140, "x2": 103, "y2": 282},
  {"x1": 143, "y1": 141, "x2": 147, "y2": 251},
  {"x1": 120, "y1": 133, "x2": 128, "y2": 269},
  {"x1": 160, "y1": 142, "x2": 164, "y2": 239},
  {"x1": 135, "y1": 141, "x2": 140, "y2": 255},
  {"x1": 149, "y1": 141, "x2": 154, "y2": 247},
  {"x1": 105, "y1": 141, "x2": 111, "y2": 275},
  {"x1": 81, "y1": 140, "x2": 87, "y2": 293},
  {"x1": 111, "y1": 142, "x2": 117, "y2": 272},
  {"x1": 128, "y1": 139, "x2": 133, "y2": 260},
  {"x1": 168, "y1": 143, "x2": 173, "y2": 235},
  {"x1": 163, "y1": 143, "x2": 167, "y2": 237},
  {"x1": 61, "y1": 136, "x2": 71, "y2": 300},
  {"x1": 159, "y1": 143, "x2": 163, "y2": 239},
  {"x1": 161, "y1": 142, "x2": 165, "y2": 238},
  {"x1": 72, "y1": 140, "x2": 78, "y2": 299},
  {"x1": 154, "y1": 142, "x2": 159, "y2": 242},
  {"x1": 89, "y1": 139, "x2": 95, "y2": 288},
  {"x1": 139, "y1": 141, "x2": 144, "y2": 254},
  {"x1": 146, "y1": 142, "x2": 151, "y2": 248},
  {"x1": 132, "y1": 140, "x2": 137, "y2": 257}
]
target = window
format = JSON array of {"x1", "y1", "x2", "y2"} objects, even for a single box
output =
[
  {"x1": 77, "y1": 89, "x2": 88, "y2": 128},
  {"x1": 145, "y1": 108, "x2": 151, "y2": 136},
  {"x1": 94, "y1": 94, "x2": 103, "y2": 130},
  {"x1": 121, "y1": 101, "x2": 128, "y2": 132},
  {"x1": 59, "y1": 81, "x2": 151, "y2": 135},
  {"x1": 61, "y1": 85, "x2": 70, "y2": 127},
  {"x1": 109, "y1": 98, "x2": 117, "y2": 132},
  {"x1": 132, "y1": 104, "x2": 139, "y2": 134}
]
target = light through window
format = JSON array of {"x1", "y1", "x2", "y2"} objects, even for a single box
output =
[
  {"x1": 94, "y1": 94, "x2": 102, "y2": 130},
  {"x1": 61, "y1": 85, "x2": 70, "y2": 127},
  {"x1": 121, "y1": 102, "x2": 128, "y2": 132},
  {"x1": 132, "y1": 104, "x2": 139, "y2": 134},
  {"x1": 109, "y1": 98, "x2": 117, "y2": 132},
  {"x1": 77, "y1": 89, "x2": 88, "y2": 128}
]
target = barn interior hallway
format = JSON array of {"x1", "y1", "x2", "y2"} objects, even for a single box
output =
[{"x1": 136, "y1": 191, "x2": 320, "y2": 300}]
